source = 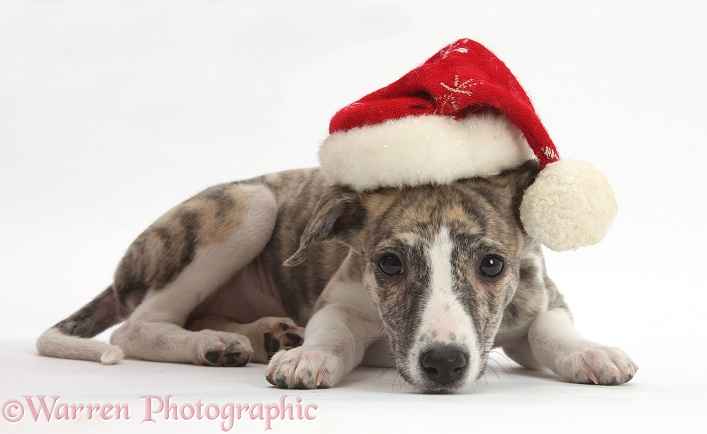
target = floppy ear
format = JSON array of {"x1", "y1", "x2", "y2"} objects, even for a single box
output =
[
  {"x1": 284, "y1": 186, "x2": 366, "y2": 267},
  {"x1": 506, "y1": 160, "x2": 541, "y2": 226}
]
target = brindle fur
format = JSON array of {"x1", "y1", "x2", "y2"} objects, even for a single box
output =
[{"x1": 37, "y1": 161, "x2": 637, "y2": 392}]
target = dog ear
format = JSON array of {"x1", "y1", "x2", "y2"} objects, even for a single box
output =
[
  {"x1": 284, "y1": 186, "x2": 366, "y2": 267},
  {"x1": 508, "y1": 160, "x2": 541, "y2": 225}
]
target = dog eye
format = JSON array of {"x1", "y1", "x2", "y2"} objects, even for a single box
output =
[
  {"x1": 479, "y1": 255, "x2": 504, "y2": 278},
  {"x1": 378, "y1": 254, "x2": 404, "y2": 276}
]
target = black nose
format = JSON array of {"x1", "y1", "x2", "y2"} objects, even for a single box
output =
[{"x1": 420, "y1": 345, "x2": 468, "y2": 386}]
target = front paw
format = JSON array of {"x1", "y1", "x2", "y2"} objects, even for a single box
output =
[
  {"x1": 263, "y1": 321, "x2": 304, "y2": 360},
  {"x1": 265, "y1": 346, "x2": 345, "y2": 389},
  {"x1": 557, "y1": 344, "x2": 638, "y2": 385},
  {"x1": 243, "y1": 317, "x2": 304, "y2": 364}
]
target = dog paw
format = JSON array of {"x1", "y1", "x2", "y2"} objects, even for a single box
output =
[
  {"x1": 557, "y1": 344, "x2": 638, "y2": 385},
  {"x1": 192, "y1": 330, "x2": 254, "y2": 367},
  {"x1": 251, "y1": 317, "x2": 304, "y2": 363},
  {"x1": 265, "y1": 346, "x2": 344, "y2": 389}
]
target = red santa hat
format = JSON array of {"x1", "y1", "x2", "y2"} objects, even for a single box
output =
[{"x1": 319, "y1": 38, "x2": 616, "y2": 251}]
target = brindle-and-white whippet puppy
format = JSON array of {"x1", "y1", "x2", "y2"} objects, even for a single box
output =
[
  {"x1": 37, "y1": 160, "x2": 637, "y2": 393},
  {"x1": 37, "y1": 38, "x2": 637, "y2": 392}
]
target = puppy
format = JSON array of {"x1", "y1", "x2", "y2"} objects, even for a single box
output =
[{"x1": 36, "y1": 161, "x2": 637, "y2": 392}]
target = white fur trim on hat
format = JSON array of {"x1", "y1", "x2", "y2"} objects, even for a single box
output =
[
  {"x1": 319, "y1": 113, "x2": 536, "y2": 191},
  {"x1": 520, "y1": 160, "x2": 617, "y2": 251}
]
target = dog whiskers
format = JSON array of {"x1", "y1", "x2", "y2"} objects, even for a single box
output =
[
  {"x1": 487, "y1": 365, "x2": 502, "y2": 383},
  {"x1": 489, "y1": 350, "x2": 513, "y2": 380},
  {"x1": 489, "y1": 351, "x2": 513, "y2": 380}
]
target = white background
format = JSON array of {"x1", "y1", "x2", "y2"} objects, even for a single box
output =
[{"x1": 1, "y1": 1, "x2": 706, "y2": 433}]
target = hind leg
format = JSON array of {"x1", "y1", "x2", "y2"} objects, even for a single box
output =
[
  {"x1": 188, "y1": 315, "x2": 304, "y2": 363},
  {"x1": 110, "y1": 183, "x2": 278, "y2": 366},
  {"x1": 112, "y1": 321, "x2": 257, "y2": 366}
]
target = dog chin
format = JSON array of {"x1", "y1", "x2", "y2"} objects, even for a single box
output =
[{"x1": 400, "y1": 369, "x2": 469, "y2": 394}]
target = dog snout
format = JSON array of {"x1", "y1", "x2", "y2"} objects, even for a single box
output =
[{"x1": 420, "y1": 345, "x2": 468, "y2": 386}]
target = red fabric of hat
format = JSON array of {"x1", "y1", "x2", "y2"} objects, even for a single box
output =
[{"x1": 329, "y1": 38, "x2": 559, "y2": 169}]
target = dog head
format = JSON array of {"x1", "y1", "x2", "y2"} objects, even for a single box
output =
[{"x1": 287, "y1": 160, "x2": 540, "y2": 392}]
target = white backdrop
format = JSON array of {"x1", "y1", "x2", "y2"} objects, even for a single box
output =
[{"x1": 1, "y1": 1, "x2": 706, "y2": 433}]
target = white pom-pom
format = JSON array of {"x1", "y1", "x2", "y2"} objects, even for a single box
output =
[{"x1": 519, "y1": 160, "x2": 617, "y2": 251}]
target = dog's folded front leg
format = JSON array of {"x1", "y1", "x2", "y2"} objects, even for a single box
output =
[
  {"x1": 188, "y1": 315, "x2": 304, "y2": 364},
  {"x1": 521, "y1": 308, "x2": 638, "y2": 385}
]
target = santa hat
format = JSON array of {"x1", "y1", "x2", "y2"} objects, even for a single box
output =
[{"x1": 318, "y1": 39, "x2": 616, "y2": 252}]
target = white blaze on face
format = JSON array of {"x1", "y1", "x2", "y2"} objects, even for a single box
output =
[{"x1": 409, "y1": 226, "x2": 482, "y2": 383}]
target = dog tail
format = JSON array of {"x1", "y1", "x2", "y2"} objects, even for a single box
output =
[{"x1": 36, "y1": 285, "x2": 125, "y2": 364}]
